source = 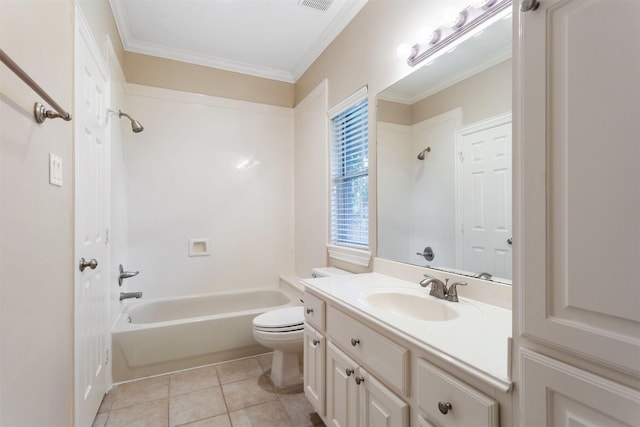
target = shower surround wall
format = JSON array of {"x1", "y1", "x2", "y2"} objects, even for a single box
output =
[{"x1": 125, "y1": 84, "x2": 294, "y2": 299}]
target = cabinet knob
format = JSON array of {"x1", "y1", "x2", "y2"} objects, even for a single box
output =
[
  {"x1": 520, "y1": 0, "x2": 539, "y2": 12},
  {"x1": 350, "y1": 338, "x2": 360, "y2": 347},
  {"x1": 79, "y1": 258, "x2": 98, "y2": 272},
  {"x1": 312, "y1": 339, "x2": 320, "y2": 345},
  {"x1": 345, "y1": 368, "x2": 354, "y2": 377},
  {"x1": 355, "y1": 376, "x2": 364, "y2": 385},
  {"x1": 438, "y1": 401, "x2": 452, "y2": 415},
  {"x1": 306, "y1": 308, "x2": 313, "y2": 314}
]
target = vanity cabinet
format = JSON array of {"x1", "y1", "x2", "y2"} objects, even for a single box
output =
[
  {"x1": 326, "y1": 341, "x2": 408, "y2": 427},
  {"x1": 303, "y1": 287, "x2": 510, "y2": 427}
]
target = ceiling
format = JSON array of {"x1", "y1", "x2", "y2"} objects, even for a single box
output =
[{"x1": 110, "y1": 0, "x2": 368, "y2": 83}]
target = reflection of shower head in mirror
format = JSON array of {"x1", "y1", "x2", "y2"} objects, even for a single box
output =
[{"x1": 417, "y1": 147, "x2": 431, "y2": 160}]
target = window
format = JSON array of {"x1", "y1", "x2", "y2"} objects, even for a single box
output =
[{"x1": 330, "y1": 88, "x2": 369, "y2": 248}]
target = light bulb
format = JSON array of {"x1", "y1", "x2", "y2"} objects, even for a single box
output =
[
  {"x1": 470, "y1": 0, "x2": 496, "y2": 8},
  {"x1": 450, "y1": 10, "x2": 467, "y2": 28},
  {"x1": 416, "y1": 27, "x2": 431, "y2": 43},
  {"x1": 396, "y1": 43, "x2": 415, "y2": 59}
]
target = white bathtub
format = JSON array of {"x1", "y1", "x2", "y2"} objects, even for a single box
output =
[{"x1": 112, "y1": 287, "x2": 298, "y2": 382}]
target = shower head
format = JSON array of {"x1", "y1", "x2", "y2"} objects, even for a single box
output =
[
  {"x1": 417, "y1": 147, "x2": 431, "y2": 160},
  {"x1": 118, "y1": 110, "x2": 144, "y2": 133}
]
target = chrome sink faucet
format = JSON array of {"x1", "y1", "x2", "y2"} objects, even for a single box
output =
[
  {"x1": 419, "y1": 275, "x2": 448, "y2": 299},
  {"x1": 419, "y1": 275, "x2": 467, "y2": 302}
]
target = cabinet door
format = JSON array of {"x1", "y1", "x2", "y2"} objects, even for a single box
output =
[
  {"x1": 519, "y1": 0, "x2": 640, "y2": 375},
  {"x1": 326, "y1": 342, "x2": 359, "y2": 427},
  {"x1": 304, "y1": 323, "x2": 325, "y2": 415},
  {"x1": 358, "y1": 368, "x2": 408, "y2": 427},
  {"x1": 520, "y1": 349, "x2": 640, "y2": 426}
]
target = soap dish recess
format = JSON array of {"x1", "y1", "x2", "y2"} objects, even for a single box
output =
[{"x1": 189, "y1": 238, "x2": 210, "y2": 256}]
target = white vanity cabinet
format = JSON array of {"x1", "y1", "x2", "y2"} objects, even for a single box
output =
[{"x1": 303, "y1": 286, "x2": 510, "y2": 427}]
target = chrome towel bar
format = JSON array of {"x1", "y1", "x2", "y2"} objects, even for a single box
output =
[{"x1": 0, "y1": 48, "x2": 72, "y2": 123}]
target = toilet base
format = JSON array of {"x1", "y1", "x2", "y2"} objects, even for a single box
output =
[{"x1": 270, "y1": 349, "x2": 301, "y2": 388}]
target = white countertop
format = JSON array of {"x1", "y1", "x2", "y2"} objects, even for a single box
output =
[{"x1": 302, "y1": 272, "x2": 513, "y2": 391}]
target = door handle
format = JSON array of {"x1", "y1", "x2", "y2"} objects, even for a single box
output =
[{"x1": 79, "y1": 258, "x2": 98, "y2": 272}]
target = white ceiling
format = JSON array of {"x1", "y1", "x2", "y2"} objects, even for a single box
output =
[{"x1": 110, "y1": 0, "x2": 368, "y2": 83}]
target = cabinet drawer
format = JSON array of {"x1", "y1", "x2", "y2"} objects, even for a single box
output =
[
  {"x1": 326, "y1": 305, "x2": 409, "y2": 396},
  {"x1": 417, "y1": 359, "x2": 498, "y2": 427},
  {"x1": 303, "y1": 291, "x2": 325, "y2": 330}
]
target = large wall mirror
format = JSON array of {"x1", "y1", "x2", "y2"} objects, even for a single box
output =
[{"x1": 377, "y1": 8, "x2": 512, "y2": 284}]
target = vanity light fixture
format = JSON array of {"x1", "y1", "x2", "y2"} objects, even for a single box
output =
[{"x1": 405, "y1": 0, "x2": 511, "y2": 67}]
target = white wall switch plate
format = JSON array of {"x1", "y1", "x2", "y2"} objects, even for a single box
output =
[{"x1": 49, "y1": 153, "x2": 62, "y2": 186}]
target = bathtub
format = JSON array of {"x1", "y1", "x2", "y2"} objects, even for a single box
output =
[{"x1": 112, "y1": 287, "x2": 298, "y2": 382}]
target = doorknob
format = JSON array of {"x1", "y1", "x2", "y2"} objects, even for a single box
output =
[
  {"x1": 79, "y1": 258, "x2": 98, "y2": 272},
  {"x1": 507, "y1": 237, "x2": 513, "y2": 245}
]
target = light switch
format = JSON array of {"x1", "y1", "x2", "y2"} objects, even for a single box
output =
[{"x1": 49, "y1": 153, "x2": 62, "y2": 186}]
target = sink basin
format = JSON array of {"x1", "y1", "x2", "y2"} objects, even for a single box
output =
[{"x1": 366, "y1": 291, "x2": 458, "y2": 321}]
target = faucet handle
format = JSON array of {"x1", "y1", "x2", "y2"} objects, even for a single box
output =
[{"x1": 446, "y1": 282, "x2": 467, "y2": 302}]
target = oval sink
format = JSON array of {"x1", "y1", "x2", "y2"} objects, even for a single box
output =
[{"x1": 366, "y1": 292, "x2": 458, "y2": 321}]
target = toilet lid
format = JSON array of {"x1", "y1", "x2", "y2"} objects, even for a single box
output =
[{"x1": 253, "y1": 306, "x2": 304, "y2": 329}]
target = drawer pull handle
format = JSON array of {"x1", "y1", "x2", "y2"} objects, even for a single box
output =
[
  {"x1": 438, "y1": 401, "x2": 452, "y2": 415},
  {"x1": 350, "y1": 338, "x2": 360, "y2": 346},
  {"x1": 355, "y1": 376, "x2": 364, "y2": 385},
  {"x1": 345, "y1": 368, "x2": 354, "y2": 377},
  {"x1": 306, "y1": 308, "x2": 313, "y2": 314},
  {"x1": 312, "y1": 339, "x2": 320, "y2": 345}
]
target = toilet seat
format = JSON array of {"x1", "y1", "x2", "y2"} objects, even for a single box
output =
[{"x1": 253, "y1": 306, "x2": 304, "y2": 333}]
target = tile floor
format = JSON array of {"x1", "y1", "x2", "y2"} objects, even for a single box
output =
[{"x1": 93, "y1": 353, "x2": 325, "y2": 427}]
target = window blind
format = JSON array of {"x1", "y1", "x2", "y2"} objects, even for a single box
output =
[{"x1": 330, "y1": 96, "x2": 368, "y2": 247}]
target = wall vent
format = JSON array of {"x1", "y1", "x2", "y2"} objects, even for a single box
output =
[{"x1": 298, "y1": 0, "x2": 334, "y2": 12}]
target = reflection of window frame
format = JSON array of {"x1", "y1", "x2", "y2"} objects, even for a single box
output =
[{"x1": 329, "y1": 87, "x2": 369, "y2": 248}]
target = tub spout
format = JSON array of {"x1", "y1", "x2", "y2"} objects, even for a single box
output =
[{"x1": 120, "y1": 291, "x2": 142, "y2": 301}]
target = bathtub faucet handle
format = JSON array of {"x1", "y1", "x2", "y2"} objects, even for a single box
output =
[{"x1": 119, "y1": 264, "x2": 140, "y2": 287}]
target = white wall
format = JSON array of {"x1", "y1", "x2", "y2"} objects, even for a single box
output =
[
  {"x1": 124, "y1": 84, "x2": 294, "y2": 299},
  {"x1": 294, "y1": 80, "x2": 329, "y2": 277},
  {"x1": 377, "y1": 122, "x2": 411, "y2": 260},
  {"x1": 107, "y1": 39, "x2": 129, "y2": 327},
  {"x1": 377, "y1": 110, "x2": 460, "y2": 268},
  {"x1": 0, "y1": 1, "x2": 74, "y2": 425}
]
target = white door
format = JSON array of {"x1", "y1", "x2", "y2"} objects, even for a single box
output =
[
  {"x1": 74, "y1": 8, "x2": 110, "y2": 426},
  {"x1": 458, "y1": 116, "x2": 512, "y2": 279},
  {"x1": 519, "y1": 0, "x2": 640, "y2": 376}
]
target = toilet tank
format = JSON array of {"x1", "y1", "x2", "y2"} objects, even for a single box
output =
[{"x1": 310, "y1": 267, "x2": 352, "y2": 278}]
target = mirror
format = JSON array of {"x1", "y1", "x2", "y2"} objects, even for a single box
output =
[{"x1": 377, "y1": 9, "x2": 512, "y2": 284}]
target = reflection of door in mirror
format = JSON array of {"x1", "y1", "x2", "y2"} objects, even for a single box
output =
[{"x1": 456, "y1": 114, "x2": 512, "y2": 281}]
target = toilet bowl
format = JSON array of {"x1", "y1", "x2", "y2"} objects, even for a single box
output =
[{"x1": 252, "y1": 306, "x2": 304, "y2": 388}]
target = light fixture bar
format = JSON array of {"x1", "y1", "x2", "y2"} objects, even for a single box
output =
[{"x1": 407, "y1": 0, "x2": 511, "y2": 67}]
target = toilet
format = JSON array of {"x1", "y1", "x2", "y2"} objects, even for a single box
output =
[{"x1": 252, "y1": 267, "x2": 351, "y2": 388}]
